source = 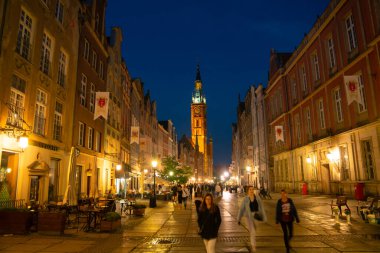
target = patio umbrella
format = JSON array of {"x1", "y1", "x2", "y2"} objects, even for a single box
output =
[
  {"x1": 66, "y1": 147, "x2": 78, "y2": 206},
  {"x1": 90, "y1": 156, "x2": 99, "y2": 198}
]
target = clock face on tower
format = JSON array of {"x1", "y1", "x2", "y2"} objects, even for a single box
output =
[{"x1": 194, "y1": 106, "x2": 200, "y2": 114}]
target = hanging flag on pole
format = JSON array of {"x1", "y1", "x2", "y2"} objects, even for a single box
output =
[
  {"x1": 344, "y1": 75, "x2": 361, "y2": 105},
  {"x1": 130, "y1": 126, "x2": 139, "y2": 144},
  {"x1": 94, "y1": 92, "x2": 109, "y2": 120},
  {"x1": 275, "y1": 125, "x2": 284, "y2": 142}
]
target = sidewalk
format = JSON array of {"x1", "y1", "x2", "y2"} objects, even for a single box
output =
[{"x1": 0, "y1": 193, "x2": 379, "y2": 253}]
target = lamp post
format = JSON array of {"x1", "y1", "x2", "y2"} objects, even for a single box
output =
[{"x1": 150, "y1": 160, "x2": 158, "y2": 208}]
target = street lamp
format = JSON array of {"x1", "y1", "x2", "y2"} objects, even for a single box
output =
[{"x1": 150, "y1": 160, "x2": 158, "y2": 208}]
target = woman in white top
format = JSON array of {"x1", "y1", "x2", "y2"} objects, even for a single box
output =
[
  {"x1": 237, "y1": 186, "x2": 267, "y2": 252},
  {"x1": 182, "y1": 185, "x2": 190, "y2": 209}
]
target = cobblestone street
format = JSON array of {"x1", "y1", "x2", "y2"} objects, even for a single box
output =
[{"x1": 0, "y1": 191, "x2": 379, "y2": 253}]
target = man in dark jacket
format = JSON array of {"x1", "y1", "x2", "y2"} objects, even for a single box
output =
[{"x1": 276, "y1": 189, "x2": 300, "y2": 253}]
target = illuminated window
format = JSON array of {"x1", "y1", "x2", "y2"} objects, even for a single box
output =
[
  {"x1": 88, "y1": 127, "x2": 94, "y2": 149},
  {"x1": 57, "y1": 50, "x2": 67, "y2": 87},
  {"x1": 92, "y1": 50, "x2": 97, "y2": 69},
  {"x1": 312, "y1": 53, "x2": 320, "y2": 81},
  {"x1": 34, "y1": 89, "x2": 47, "y2": 135},
  {"x1": 305, "y1": 107, "x2": 312, "y2": 141},
  {"x1": 83, "y1": 39, "x2": 89, "y2": 61},
  {"x1": 334, "y1": 88, "x2": 343, "y2": 123},
  {"x1": 318, "y1": 99, "x2": 326, "y2": 129},
  {"x1": 78, "y1": 122, "x2": 85, "y2": 146},
  {"x1": 345, "y1": 14, "x2": 357, "y2": 52},
  {"x1": 16, "y1": 9, "x2": 33, "y2": 61},
  {"x1": 327, "y1": 37, "x2": 336, "y2": 68},
  {"x1": 90, "y1": 83, "x2": 95, "y2": 112},
  {"x1": 53, "y1": 101, "x2": 63, "y2": 141},
  {"x1": 40, "y1": 32, "x2": 52, "y2": 75},
  {"x1": 55, "y1": 0, "x2": 64, "y2": 24},
  {"x1": 362, "y1": 140, "x2": 375, "y2": 180},
  {"x1": 80, "y1": 74, "x2": 87, "y2": 107}
]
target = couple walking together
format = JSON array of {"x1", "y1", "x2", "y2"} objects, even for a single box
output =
[{"x1": 197, "y1": 187, "x2": 299, "y2": 253}]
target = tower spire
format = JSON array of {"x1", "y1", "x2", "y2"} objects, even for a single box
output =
[{"x1": 195, "y1": 64, "x2": 201, "y2": 81}]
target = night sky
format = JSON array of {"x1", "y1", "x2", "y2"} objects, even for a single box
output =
[{"x1": 106, "y1": 0, "x2": 330, "y2": 167}]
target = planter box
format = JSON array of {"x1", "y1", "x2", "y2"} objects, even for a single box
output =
[
  {"x1": 38, "y1": 212, "x2": 66, "y2": 235},
  {"x1": 100, "y1": 219, "x2": 121, "y2": 232},
  {"x1": 0, "y1": 211, "x2": 33, "y2": 234},
  {"x1": 133, "y1": 208, "x2": 145, "y2": 216}
]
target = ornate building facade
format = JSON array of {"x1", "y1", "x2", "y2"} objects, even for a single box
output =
[{"x1": 0, "y1": 0, "x2": 80, "y2": 203}]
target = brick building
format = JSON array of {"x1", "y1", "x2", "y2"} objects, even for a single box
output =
[{"x1": 265, "y1": 0, "x2": 380, "y2": 196}]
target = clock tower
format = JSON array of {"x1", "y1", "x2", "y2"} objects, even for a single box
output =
[{"x1": 191, "y1": 65, "x2": 211, "y2": 180}]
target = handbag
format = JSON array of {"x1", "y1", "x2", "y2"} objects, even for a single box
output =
[{"x1": 253, "y1": 212, "x2": 263, "y2": 221}]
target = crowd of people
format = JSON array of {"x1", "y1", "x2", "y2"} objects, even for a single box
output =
[{"x1": 190, "y1": 185, "x2": 298, "y2": 253}]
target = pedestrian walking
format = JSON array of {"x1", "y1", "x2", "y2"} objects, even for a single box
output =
[
  {"x1": 237, "y1": 185, "x2": 267, "y2": 252},
  {"x1": 177, "y1": 184, "x2": 183, "y2": 208},
  {"x1": 215, "y1": 183, "x2": 222, "y2": 198},
  {"x1": 275, "y1": 189, "x2": 300, "y2": 253},
  {"x1": 182, "y1": 185, "x2": 190, "y2": 209},
  {"x1": 198, "y1": 193, "x2": 222, "y2": 253},
  {"x1": 171, "y1": 185, "x2": 178, "y2": 204}
]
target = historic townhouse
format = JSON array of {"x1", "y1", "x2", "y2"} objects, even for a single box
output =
[
  {"x1": 116, "y1": 60, "x2": 132, "y2": 197},
  {"x1": 178, "y1": 134, "x2": 204, "y2": 183},
  {"x1": 236, "y1": 93, "x2": 254, "y2": 186},
  {"x1": 232, "y1": 85, "x2": 269, "y2": 188},
  {"x1": 159, "y1": 120, "x2": 178, "y2": 159},
  {"x1": 266, "y1": 0, "x2": 380, "y2": 196},
  {"x1": 0, "y1": 0, "x2": 80, "y2": 204},
  {"x1": 104, "y1": 27, "x2": 123, "y2": 194},
  {"x1": 231, "y1": 124, "x2": 240, "y2": 183},
  {"x1": 129, "y1": 78, "x2": 144, "y2": 193},
  {"x1": 72, "y1": 0, "x2": 108, "y2": 198},
  {"x1": 251, "y1": 85, "x2": 270, "y2": 189}
]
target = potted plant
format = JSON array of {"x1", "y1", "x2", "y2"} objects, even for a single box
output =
[
  {"x1": 38, "y1": 210, "x2": 66, "y2": 235},
  {"x1": 100, "y1": 212, "x2": 121, "y2": 232},
  {"x1": 0, "y1": 208, "x2": 33, "y2": 234},
  {"x1": 132, "y1": 203, "x2": 146, "y2": 216}
]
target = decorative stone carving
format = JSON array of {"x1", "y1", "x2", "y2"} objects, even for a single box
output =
[
  {"x1": 39, "y1": 73, "x2": 50, "y2": 88},
  {"x1": 15, "y1": 57, "x2": 31, "y2": 75}
]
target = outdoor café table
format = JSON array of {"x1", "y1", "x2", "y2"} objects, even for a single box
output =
[{"x1": 82, "y1": 208, "x2": 103, "y2": 232}]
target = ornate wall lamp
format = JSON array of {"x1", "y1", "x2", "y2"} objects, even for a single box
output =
[{"x1": 0, "y1": 123, "x2": 31, "y2": 150}]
